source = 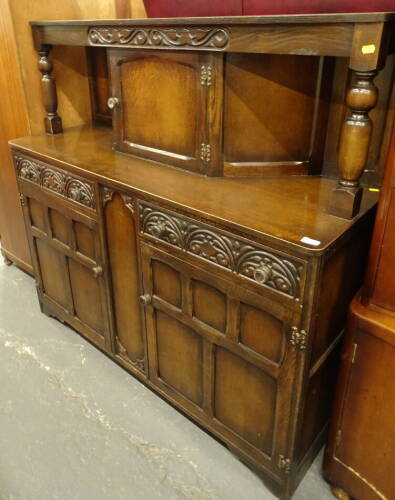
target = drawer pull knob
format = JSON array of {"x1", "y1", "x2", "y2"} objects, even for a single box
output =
[
  {"x1": 107, "y1": 97, "x2": 120, "y2": 109},
  {"x1": 253, "y1": 265, "x2": 272, "y2": 284},
  {"x1": 92, "y1": 265, "x2": 103, "y2": 278},
  {"x1": 139, "y1": 294, "x2": 152, "y2": 306}
]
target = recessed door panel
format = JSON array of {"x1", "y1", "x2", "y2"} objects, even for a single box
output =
[
  {"x1": 36, "y1": 238, "x2": 70, "y2": 310},
  {"x1": 28, "y1": 197, "x2": 46, "y2": 232},
  {"x1": 69, "y1": 258, "x2": 104, "y2": 336},
  {"x1": 214, "y1": 346, "x2": 277, "y2": 454},
  {"x1": 152, "y1": 260, "x2": 182, "y2": 308},
  {"x1": 156, "y1": 310, "x2": 203, "y2": 405},
  {"x1": 240, "y1": 303, "x2": 284, "y2": 363},
  {"x1": 74, "y1": 220, "x2": 96, "y2": 260},
  {"x1": 49, "y1": 208, "x2": 70, "y2": 245},
  {"x1": 122, "y1": 55, "x2": 198, "y2": 157},
  {"x1": 192, "y1": 279, "x2": 227, "y2": 332}
]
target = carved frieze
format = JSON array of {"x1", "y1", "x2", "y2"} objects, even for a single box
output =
[
  {"x1": 139, "y1": 203, "x2": 304, "y2": 299},
  {"x1": 14, "y1": 154, "x2": 95, "y2": 210},
  {"x1": 102, "y1": 187, "x2": 115, "y2": 205},
  {"x1": 88, "y1": 26, "x2": 230, "y2": 50}
]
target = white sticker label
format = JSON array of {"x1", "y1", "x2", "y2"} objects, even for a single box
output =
[{"x1": 300, "y1": 236, "x2": 321, "y2": 247}]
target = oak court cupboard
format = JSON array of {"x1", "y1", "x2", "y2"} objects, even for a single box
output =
[{"x1": 8, "y1": 12, "x2": 395, "y2": 499}]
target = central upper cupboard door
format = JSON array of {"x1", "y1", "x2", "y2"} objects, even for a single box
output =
[{"x1": 108, "y1": 49, "x2": 223, "y2": 175}]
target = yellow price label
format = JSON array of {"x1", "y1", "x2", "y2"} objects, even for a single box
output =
[{"x1": 362, "y1": 44, "x2": 376, "y2": 55}]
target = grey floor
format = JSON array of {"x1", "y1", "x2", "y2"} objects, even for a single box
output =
[{"x1": 0, "y1": 256, "x2": 334, "y2": 500}]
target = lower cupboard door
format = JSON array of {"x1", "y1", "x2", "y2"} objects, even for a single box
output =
[
  {"x1": 140, "y1": 242, "x2": 299, "y2": 473},
  {"x1": 33, "y1": 235, "x2": 108, "y2": 349}
]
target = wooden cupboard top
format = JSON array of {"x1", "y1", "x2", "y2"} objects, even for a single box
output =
[
  {"x1": 9, "y1": 125, "x2": 377, "y2": 254},
  {"x1": 31, "y1": 12, "x2": 395, "y2": 26},
  {"x1": 30, "y1": 13, "x2": 395, "y2": 65}
]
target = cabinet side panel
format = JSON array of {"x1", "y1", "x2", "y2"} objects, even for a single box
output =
[
  {"x1": 295, "y1": 346, "x2": 340, "y2": 463},
  {"x1": 311, "y1": 229, "x2": 371, "y2": 365},
  {"x1": 105, "y1": 193, "x2": 144, "y2": 362}
]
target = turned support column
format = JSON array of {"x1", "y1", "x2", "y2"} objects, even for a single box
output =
[
  {"x1": 328, "y1": 69, "x2": 378, "y2": 219},
  {"x1": 38, "y1": 44, "x2": 62, "y2": 134}
]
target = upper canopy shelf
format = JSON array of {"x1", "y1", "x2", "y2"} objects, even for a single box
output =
[{"x1": 31, "y1": 13, "x2": 395, "y2": 67}]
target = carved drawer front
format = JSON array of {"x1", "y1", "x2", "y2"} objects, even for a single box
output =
[
  {"x1": 13, "y1": 153, "x2": 96, "y2": 211},
  {"x1": 108, "y1": 49, "x2": 223, "y2": 175},
  {"x1": 139, "y1": 202, "x2": 306, "y2": 302},
  {"x1": 141, "y1": 243, "x2": 300, "y2": 475},
  {"x1": 20, "y1": 185, "x2": 111, "y2": 351}
]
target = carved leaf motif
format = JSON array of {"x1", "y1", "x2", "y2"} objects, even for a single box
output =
[
  {"x1": 185, "y1": 228, "x2": 236, "y2": 270},
  {"x1": 65, "y1": 178, "x2": 94, "y2": 208},
  {"x1": 14, "y1": 154, "x2": 95, "y2": 210},
  {"x1": 16, "y1": 157, "x2": 42, "y2": 183},
  {"x1": 102, "y1": 187, "x2": 115, "y2": 205},
  {"x1": 141, "y1": 208, "x2": 184, "y2": 247},
  {"x1": 42, "y1": 168, "x2": 66, "y2": 194},
  {"x1": 88, "y1": 27, "x2": 230, "y2": 49},
  {"x1": 121, "y1": 194, "x2": 135, "y2": 214},
  {"x1": 140, "y1": 203, "x2": 304, "y2": 299}
]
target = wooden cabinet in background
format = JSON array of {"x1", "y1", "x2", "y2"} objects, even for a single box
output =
[{"x1": 323, "y1": 120, "x2": 395, "y2": 500}]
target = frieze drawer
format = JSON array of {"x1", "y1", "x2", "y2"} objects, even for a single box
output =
[
  {"x1": 13, "y1": 153, "x2": 96, "y2": 211},
  {"x1": 139, "y1": 202, "x2": 306, "y2": 301}
]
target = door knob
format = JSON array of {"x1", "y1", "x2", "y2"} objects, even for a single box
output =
[
  {"x1": 253, "y1": 265, "x2": 272, "y2": 284},
  {"x1": 139, "y1": 294, "x2": 152, "y2": 306},
  {"x1": 92, "y1": 265, "x2": 103, "y2": 278}
]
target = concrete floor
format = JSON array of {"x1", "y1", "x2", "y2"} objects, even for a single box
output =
[{"x1": 0, "y1": 257, "x2": 335, "y2": 500}]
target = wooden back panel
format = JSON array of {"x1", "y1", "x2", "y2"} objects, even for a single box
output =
[
  {"x1": 87, "y1": 47, "x2": 111, "y2": 124},
  {"x1": 223, "y1": 53, "x2": 329, "y2": 176}
]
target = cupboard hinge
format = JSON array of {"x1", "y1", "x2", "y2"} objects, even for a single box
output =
[
  {"x1": 351, "y1": 343, "x2": 358, "y2": 364},
  {"x1": 200, "y1": 143, "x2": 211, "y2": 163},
  {"x1": 19, "y1": 193, "x2": 25, "y2": 207},
  {"x1": 278, "y1": 455, "x2": 292, "y2": 474},
  {"x1": 289, "y1": 326, "x2": 307, "y2": 350},
  {"x1": 336, "y1": 429, "x2": 342, "y2": 448},
  {"x1": 200, "y1": 65, "x2": 212, "y2": 86}
]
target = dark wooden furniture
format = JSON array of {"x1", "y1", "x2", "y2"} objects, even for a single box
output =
[
  {"x1": 323, "y1": 119, "x2": 395, "y2": 500},
  {"x1": 8, "y1": 13, "x2": 395, "y2": 499},
  {"x1": 0, "y1": 0, "x2": 32, "y2": 273}
]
